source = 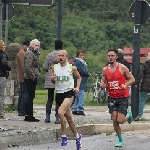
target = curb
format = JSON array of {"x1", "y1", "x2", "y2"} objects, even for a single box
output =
[
  {"x1": 0, "y1": 129, "x2": 56, "y2": 148},
  {"x1": 56, "y1": 123, "x2": 150, "y2": 137},
  {"x1": 1, "y1": 123, "x2": 150, "y2": 148}
]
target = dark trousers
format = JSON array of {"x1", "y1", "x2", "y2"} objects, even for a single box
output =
[
  {"x1": 24, "y1": 79, "x2": 37, "y2": 117},
  {"x1": 18, "y1": 82, "x2": 28, "y2": 113},
  {"x1": 46, "y1": 88, "x2": 59, "y2": 115}
]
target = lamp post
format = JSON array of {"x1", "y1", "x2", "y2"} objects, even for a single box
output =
[
  {"x1": 0, "y1": 0, "x2": 2, "y2": 39},
  {"x1": 131, "y1": 1, "x2": 141, "y2": 118},
  {"x1": 57, "y1": 0, "x2": 62, "y2": 40},
  {"x1": 0, "y1": 0, "x2": 53, "y2": 40},
  {"x1": 129, "y1": 0, "x2": 150, "y2": 118},
  {"x1": 4, "y1": 4, "x2": 8, "y2": 46}
]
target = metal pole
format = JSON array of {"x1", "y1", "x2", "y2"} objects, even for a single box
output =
[
  {"x1": 131, "y1": 0, "x2": 142, "y2": 119},
  {"x1": 4, "y1": 4, "x2": 8, "y2": 46},
  {"x1": 57, "y1": 0, "x2": 62, "y2": 40},
  {"x1": 0, "y1": 0, "x2": 2, "y2": 39}
]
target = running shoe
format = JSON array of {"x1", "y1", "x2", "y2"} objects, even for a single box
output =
[
  {"x1": 115, "y1": 141, "x2": 124, "y2": 147},
  {"x1": 76, "y1": 134, "x2": 82, "y2": 150},
  {"x1": 127, "y1": 110, "x2": 133, "y2": 124},
  {"x1": 61, "y1": 137, "x2": 67, "y2": 146},
  {"x1": 134, "y1": 115, "x2": 142, "y2": 121}
]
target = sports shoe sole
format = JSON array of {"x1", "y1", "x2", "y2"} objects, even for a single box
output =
[
  {"x1": 76, "y1": 134, "x2": 82, "y2": 150},
  {"x1": 115, "y1": 142, "x2": 124, "y2": 147}
]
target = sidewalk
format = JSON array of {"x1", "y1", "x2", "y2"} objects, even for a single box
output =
[{"x1": 1, "y1": 105, "x2": 150, "y2": 148}]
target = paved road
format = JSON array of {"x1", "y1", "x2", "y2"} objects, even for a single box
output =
[
  {"x1": 1, "y1": 105, "x2": 150, "y2": 149},
  {"x1": 3, "y1": 129, "x2": 150, "y2": 150}
]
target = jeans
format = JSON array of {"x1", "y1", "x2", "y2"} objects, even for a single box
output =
[
  {"x1": 18, "y1": 82, "x2": 28, "y2": 114},
  {"x1": 138, "y1": 91, "x2": 149, "y2": 116},
  {"x1": 0, "y1": 77, "x2": 7, "y2": 117},
  {"x1": 72, "y1": 90, "x2": 84, "y2": 111},
  {"x1": 24, "y1": 79, "x2": 37, "y2": 117},
  {"x1": 46, "y1": 88, "x2": 59, "y2": 115}
]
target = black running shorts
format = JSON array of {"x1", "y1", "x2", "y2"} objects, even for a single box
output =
[
  {"x1": 108, "y1": 97, "x2": 128, "y2": 116},
  {"x1": 55, "y1": 90, "x2": 75, "y2": 106}
]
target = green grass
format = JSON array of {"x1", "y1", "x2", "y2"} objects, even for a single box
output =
[
  {"x1": 34, "y1": 90, "x2": 107, "y2": 106},
  {"x1": 146, "y1": 99, "x2": 150, "y2": 105},
  {"x1": 34, "y1": 90, "x2": 48, "y2": 105},
  {"x1": 4, "y1": 105, "x2": 18, "y2": 112},
  {"x1": 139, "y1": 117, "x2": 149, "y2": 121}
]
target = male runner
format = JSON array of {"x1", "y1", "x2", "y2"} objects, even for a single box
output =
[
  {"x1": 51, "y1": 50, "x2": 82, "y2": 150},
  {"x1": 100, "y1": 48, "x2": 135, "y2": 147}
]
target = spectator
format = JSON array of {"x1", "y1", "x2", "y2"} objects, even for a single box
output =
[
  {"x1": 68, "y1": 56, "x2": 74, "y2": 64},
  {"x1": 0, "y1": 40, "x2": 11, "y2": 119},
  {"x1": 117, "y1": 48, "x2": 130, "y2": 71},
  {"x1": 43, "y1": 40, "x2": 63, "y2": 124},
  {"x1": 117, "y1": 48, "x2": 131, "y2": 105},
  {"x1": 24, "y1": 39, "x2": 40, "y2": 122},
  {"x1": 72, "y1": 50, "x2": 91, "y2": 115},
  {"x1": 17, "y1": 40, "x2": 30, "y2": 116},
  {"x1": 134, "y1": 53, "x2": 150, "y2": 121}
]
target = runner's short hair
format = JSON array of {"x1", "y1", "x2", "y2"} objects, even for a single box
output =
[{"x1": 107, "y1": 48, "x2": 118, "y2": 54}]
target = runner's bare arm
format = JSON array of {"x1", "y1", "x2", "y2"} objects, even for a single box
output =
[
  {"x1": 72, "y1": 66, "x2": 81, "y2": 93},
  {"x1": 121, "y1": 65, "x2": 135, "y2": 87},
  {"x1": 100, "y1": 67, "x2": 107, "y2": 88},
  {"x1": 51, "y1": 66, "x2": 56, "y2": 83}
]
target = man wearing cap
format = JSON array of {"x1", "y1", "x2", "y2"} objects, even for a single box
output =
[{"x1": 17, "y1": 40, "x2": 30, "y2": 116}]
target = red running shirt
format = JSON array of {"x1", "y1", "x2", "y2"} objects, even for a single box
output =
[{"x1": 105, "y1": 63, "x2": 129, "y2": 98}]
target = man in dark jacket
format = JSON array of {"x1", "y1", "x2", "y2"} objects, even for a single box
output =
[
  {"x1": 0, "y1": 40, "x2": 11, "y2": 119},
  {"x1": 134, "y1": 53, "x2": 150, "y2": 121},
  {"x1": 117, "y1": 49, "x2": 130, "y2": 71}
]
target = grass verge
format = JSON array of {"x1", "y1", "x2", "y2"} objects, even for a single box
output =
[{"x1": 34, "y1": 90, "x2": 108, "y2": 106}]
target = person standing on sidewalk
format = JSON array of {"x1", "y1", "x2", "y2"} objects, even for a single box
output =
[
  {"x1": 24, "y1": 39, "x2": 40, "y2": 122},
  {"x1": 116, "y1": 48, "x2": 130, "y2": 71},
  {"x1": 43, "y1": 40, "x2": 63, "y2": 124},
  {"x1": 0, "y1": 40, "x2": 11, "y2": 119},
  {"x1": 68, "y1": 56, "x2": 74, "y2": 64},
  {"x1": 17, "y1": 40, "x2": 30, "y2": 116},
  {"x1": 72, "y1": 50, "x2": 91, "y2": 116},
  {"x1": 100, "y1": 48, "x2": 135, "y2": 147},
  {"x1": 134, "y1": 53, "x2": 150, "y2": 121},
  {"x1": 51, "y1": 50, "x2": 82, "y2": 150}
]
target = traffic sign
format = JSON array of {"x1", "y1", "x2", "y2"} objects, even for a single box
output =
[
  {"x1": 2, "y1": 4, "x2": 14, "y2": 21},
  {"x1": 2, "y1": 0, "x2": 53, "y2": 6},
  {"x1": 129, "y1": 0, "x2": 150, "y2": 25}
]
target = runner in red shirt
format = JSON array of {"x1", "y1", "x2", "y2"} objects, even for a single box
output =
[{"x1": 100, "y1": 48, "x2": 135, "y2": 147}]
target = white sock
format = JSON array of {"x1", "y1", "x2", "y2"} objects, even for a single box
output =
[
  {"x1": 76, "y1": 133, "x2": 79, "y2": 139},
  {"x1": 62, "y1": 135, "x2": 66, "y2": 137}
]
